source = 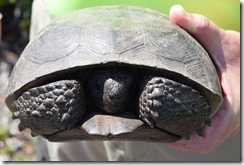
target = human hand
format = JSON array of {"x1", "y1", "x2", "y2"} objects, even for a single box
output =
[{"x1": 167, "y1": 5, "x2": 240, "y2": 153}]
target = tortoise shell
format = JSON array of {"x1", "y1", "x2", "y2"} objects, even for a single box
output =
[{"x1": 5, "y1": 6, "x2": 222, "y2": 142}]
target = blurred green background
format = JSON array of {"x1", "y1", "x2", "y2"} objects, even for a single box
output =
[{"x1": 45, "y1": 0, "x2": 240, "y2": 32}]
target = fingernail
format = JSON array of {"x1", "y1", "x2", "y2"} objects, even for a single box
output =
[
  {"x1": 170, "y1": 4, "x2": 188, "y2": 18},
  {"x1": 170, "y1": 4, "x2": 190, "y2": 25},
  {"x1": 176, "y1": 4, "x2": 188, "y2": 18}
]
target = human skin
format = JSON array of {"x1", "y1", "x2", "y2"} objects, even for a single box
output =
[{"x1": 167, "y1": 5, "x2": 240, "y2": 153}]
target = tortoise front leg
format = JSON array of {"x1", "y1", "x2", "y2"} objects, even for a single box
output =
[
  {"x1": 139, "y1": 77, "x2": 212, "y2": 139},
  {"x1": 11, "y1": 80, "x2": 86, "y2": 136}
]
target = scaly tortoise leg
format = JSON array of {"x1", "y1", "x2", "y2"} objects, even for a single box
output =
[
  {"x1": 139, "y1": 77, "x2": 212, "y2": 139},
  {"x1": 11, "y1": 80, "x2": 86, "y2": 136}
]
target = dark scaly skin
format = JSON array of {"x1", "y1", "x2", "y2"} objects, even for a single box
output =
[
  {"x1": 12, "y1": 80, "x2": 86, "y2": 136},
  {"x1": 139, "y1": 77, "x2": 212, "y2": 139}
]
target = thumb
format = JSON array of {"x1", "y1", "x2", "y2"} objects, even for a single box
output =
[{"x1": 169, "y1": 5, "x2": 225, "y2": 69}]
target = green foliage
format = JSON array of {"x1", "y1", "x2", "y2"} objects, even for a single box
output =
[
  {"x1": 12, "y1": 152, "x2": 35, "y2": 161},
  {"x1": 0, "y1": 0, "x2": 32, "y2": 30},
  {"x1": 0, "y1": 0, "x2": 16, "y2": 7},
  {"x1": 0, "y1": 125, "x2": 9, "y2": 139},
  {"x1": 17, "y1": 0, "x2": 33, "y2": 30}
]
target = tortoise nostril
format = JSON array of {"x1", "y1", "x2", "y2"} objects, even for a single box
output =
[
  {"x1": 109, "y1": 95, "x2": 114, "y2": 100},
  {"x1": 109, "y1": 95, "x2": 121, "y2": 101}
]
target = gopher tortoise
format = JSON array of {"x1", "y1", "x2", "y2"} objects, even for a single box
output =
[{"x1": 5, "y1": 6, "x2": 222, "y2": 143}]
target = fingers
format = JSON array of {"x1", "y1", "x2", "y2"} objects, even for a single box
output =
[{"x1": 169, "y1": 5, "x2": 225, "y2": 70}]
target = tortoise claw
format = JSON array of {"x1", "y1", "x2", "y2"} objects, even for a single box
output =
[
  {"x1": 205, "y1": 117, "x2": 212, "y2": 126},
  {"x1": 139, "y1": 114, "x2": 155, "y2": 128},
  {"x1": 18, "y1": 122, "x2": 26, "y2": 132},
  {"x1": 31, "y1": 131, "x2": 40, "y2": 137},
  {"x1": 183, "y1": 136, "x2": 191, "y2": 140},
  {"x1": 12, "y1": 111, "x2": 20, "y2": 119},
  {"x1": 196, "y1": 127, "x2": 204, "y2": 137}
]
